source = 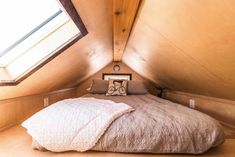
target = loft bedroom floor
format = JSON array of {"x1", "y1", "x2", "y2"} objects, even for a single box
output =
[{"x1": 0, "y1": 125, "x2": 234, "y2": 157}]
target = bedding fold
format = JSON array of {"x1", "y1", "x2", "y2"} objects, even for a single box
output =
[
  {"x1": 22, "y1": 97, "x2": 134, "y2": 152},
  {"x1": 88, "y1": 94, "x2": 225, "y2": 154}
]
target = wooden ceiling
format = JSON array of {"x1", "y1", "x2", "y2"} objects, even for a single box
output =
[
  {"x1": 113, "y1": 0, "x2": 140, "y2": 61},
  {"x1": 123, "y1": 0, "x2": 235, "y2": 100}
]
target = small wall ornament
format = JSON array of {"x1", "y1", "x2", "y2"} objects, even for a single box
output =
[{"x1": 113, "y1": 64, "x2": 120, "y2": 71}]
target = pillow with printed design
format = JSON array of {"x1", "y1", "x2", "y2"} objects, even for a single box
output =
[{"x1": 106, "y1": 79, "x2": 127, "y2": 96}]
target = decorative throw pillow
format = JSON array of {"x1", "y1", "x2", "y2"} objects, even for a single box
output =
[
  {"x1": 89, "y1": 79, "x2": 109, "y2": 94},
  {"x1": 127, "y1": 80, "x2": 148, "y2": 95},
  {"x1": 106, "y1": 79, "x2": 127, "y2": 96}
]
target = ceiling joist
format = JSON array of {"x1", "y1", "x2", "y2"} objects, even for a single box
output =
[{"x1": 113, "y1": 0, "x2": 141, "y2": 61}]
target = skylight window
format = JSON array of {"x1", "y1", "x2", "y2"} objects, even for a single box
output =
[
  {"x1": 0, "y1": 0, "x2": 61, "y2": 57},
  {"x1": 0, "y1": 0, "x2": 87, "y2": 85}
]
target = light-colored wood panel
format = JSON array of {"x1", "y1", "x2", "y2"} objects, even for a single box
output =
[
  {"x1": 163, "y1": 90, "x2": 235, "y2": 127},
  {"x1": 0, "y1": 0, "x2": 113, "y2": 100},
  {"x1": 140, "y1": 0, "x2": 235, "y2": 83},
  {"x1": 0, "y1": 88, "x2": 77, "y2": 132},
  {"x1": 123, "y1": 18, "x2": 230, "y2": 97},
  {"x1": 113, "y1": 0, "x2": 140, "y2": 61},
  {"x1": 76, "y1": 62, "x2": 159, "y2": 97},
  {"x1": 1, "y1": 125, "x2": 235, "y2": 157},
  {"x1": 123, "y1": 0, "x2": 235, "y2": 100}
]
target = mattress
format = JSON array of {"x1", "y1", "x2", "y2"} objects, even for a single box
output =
[{"x1": 32, "y1": 94, "x2": 225, "y2": 154}]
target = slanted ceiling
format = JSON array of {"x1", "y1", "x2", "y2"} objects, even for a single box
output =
[
  {"x1": 0, "y1": 0, "x2": 113, "y2": 100},
  {"x1": 0, "y1": 0, "x2": 235, "y2": 101},
  {"x1": 123, "y1": 0, "x2": 235, "y2": 100}
]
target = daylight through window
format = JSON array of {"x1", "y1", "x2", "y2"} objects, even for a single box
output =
[{"x1": 0, "y1": 0, "x2": 84, "y2": 85}]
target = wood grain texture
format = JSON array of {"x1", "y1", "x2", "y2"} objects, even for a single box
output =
[
  {"x1": 1, "y1": 125, "x2": 235, "y2": 156},
  {"x1": 76, "y1": 62, "x2": 159, "y2": 97},
  {"x1": 113, "y1": 0, "x2": 141, "y2": 61},
  {"x1": 163, "y1": 90, "x2": 235, "y2": 127},
  {"x1": 0, "y1": 0, "x2": 88, "y2": 87},
  {"x1": 123, "y1": 0, "x2": 235, "y2": 100},
  {"x1": 0, "y1": 88, "x2": 77, "y2": 132},
  {"x1": 0, "y1": 0, "x2": 113, "y2": 100}
]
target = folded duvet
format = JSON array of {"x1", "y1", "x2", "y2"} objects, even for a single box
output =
[{"x1": 22, "y1": 97, "x2": 134, "y2": 152}]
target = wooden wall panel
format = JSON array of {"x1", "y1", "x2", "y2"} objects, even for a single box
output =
[
  {"x1": 164, "y1": 90, "x2": 235, "y2": 127},
  {"x1": 0, "y1": 88, "x2": 77, "y2": 132},
  {"x1": 76, "y1": 62, "x2": 159, "y2": 97},
  {"x1": 0, "y1": 0, "x2": 113, "y2": 100},
  {"x1": 123, "y1": 0, "x2": 235, "y2": 100}
]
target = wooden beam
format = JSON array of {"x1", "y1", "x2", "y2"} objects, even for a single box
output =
[{"x1": 113, "y1": 0, "x2": 141, "y2": 61}]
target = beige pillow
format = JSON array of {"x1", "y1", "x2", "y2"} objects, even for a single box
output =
[
  {"x1": 89, "y1": 79, "x2": 109, "y2": 94},
  {"x1": 127, "y1": 81, "x2": 148, "y2": 95},
  {"x1": 106, "y1": 79, "x2": 127, "y2": 96}
]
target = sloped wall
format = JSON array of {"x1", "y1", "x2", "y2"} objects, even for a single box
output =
[
  {"x1": 123, "y1": 0, "x2": 235, "y2": 100},
  {"x1": 76, "y1": 62, "x2": 159, "y2": 96},
  {"x1": 0, "y1": 0, "x2": 112, "y2": 100}
]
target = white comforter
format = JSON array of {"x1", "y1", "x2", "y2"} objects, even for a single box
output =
[{"x1": 22, "y1": 97, "x2": 134, "y2": 152}]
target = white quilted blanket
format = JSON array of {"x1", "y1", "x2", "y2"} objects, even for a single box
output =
[{"x1": 22, "y1": 97, "x2": 134, "y2": 152}]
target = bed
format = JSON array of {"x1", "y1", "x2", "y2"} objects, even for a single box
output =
[{"x1": 22, "y1": 93, "x2": 225, "y2": 154}]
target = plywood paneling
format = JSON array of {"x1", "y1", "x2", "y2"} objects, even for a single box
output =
[
  {"x1": 0, "y1": 0, "x2": 113, "y2": 100},
  {"x1": 123, "y1": 0, "x2": 235, "y2": 100},
  {"x1": 164, "y1": 90, "x2": 235, "y2": 127},
  {"x1": 76, "y1": 62, "x2": 159, "y2": 97},
  {"x1": 0, "y1": 88, "x2": 77, "y2": 132}
]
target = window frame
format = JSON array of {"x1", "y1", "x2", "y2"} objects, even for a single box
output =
[
  {"x1": 102, "y1": 73, "x2": 132, "y2": 81},
  {"x1": 0, "y1": 0, "x2": 88, "y2": 86}
]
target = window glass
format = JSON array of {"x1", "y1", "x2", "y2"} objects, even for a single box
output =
[
  {"x1": 0, "y1": 0, "x2": 82, "y2": 83},
  {"x1": 0, "y1": 0, "x2": 61, "y2": 57}
]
